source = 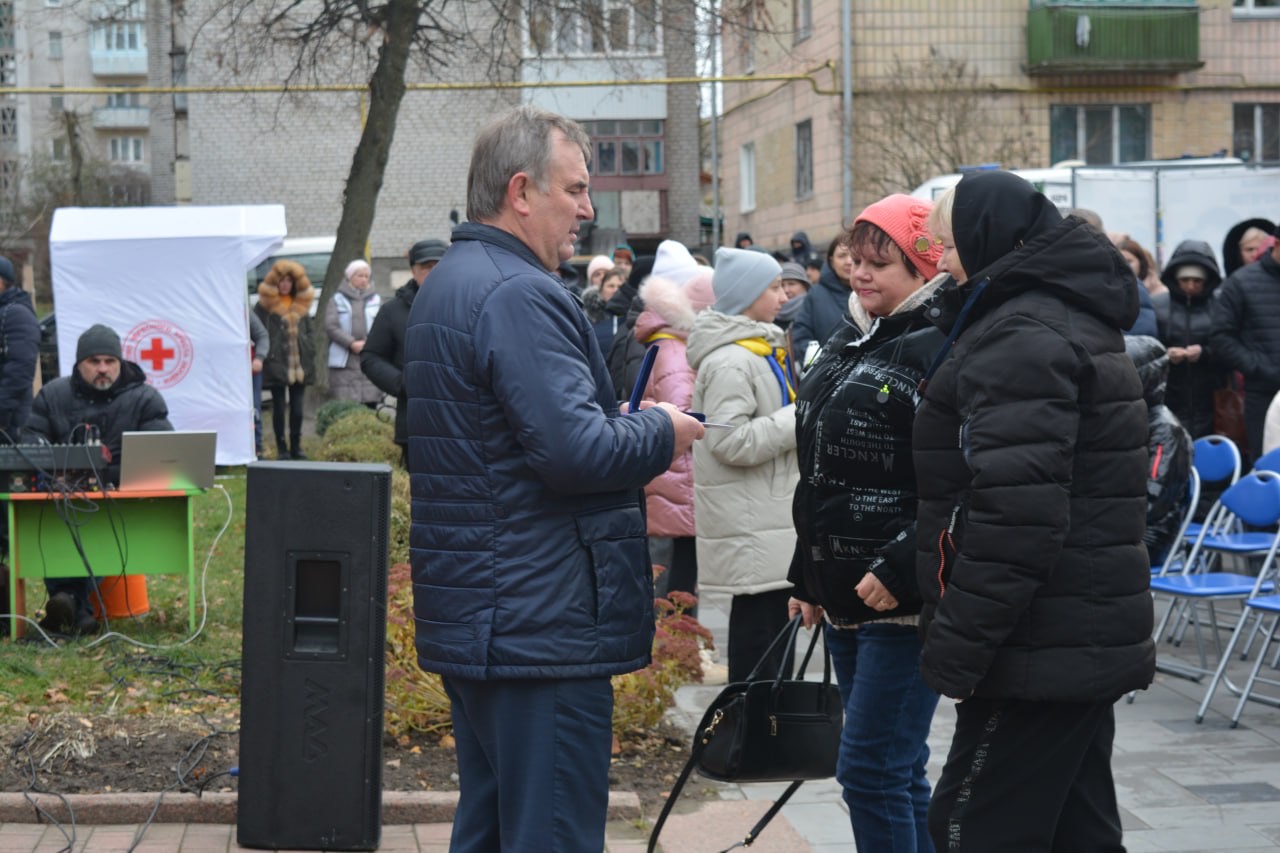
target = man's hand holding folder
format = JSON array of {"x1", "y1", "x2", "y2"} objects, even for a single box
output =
[{"x1": 624, "y1": 343, "x2": 706, "y2": 463}]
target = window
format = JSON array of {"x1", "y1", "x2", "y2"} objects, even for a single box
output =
[
  {"x1": 583, "y1": 120, "x2": 664, "y2": 176},
  {"x1": 0, "y1": 159, "x2": 15, "y2": 196},
  {"x1": 1050, "y1": 104, "x2": 1149, "y2": 164},
  {"x1": 52, "y1": 137, "x2": 66, "y2": 161},
  {"x1": 49, "y1": 30, "x2": 61, "y2": 59},
  {"x1": 0, "y1": 1, "x2": 11, "y2": 50},
  {"x1": 794, "y1": 0, "x2": 812, "y2": 42},
  {"x1": 527, "y1": 0, "x2": 660, "y2": 56},
  {"x1": 109, "y1": 135, "x2": 144, "y2": 163},
  {"x1": 1234, "y1": 103, "x2": 1280, "y2": 163},
  {"x1": 50, "y1": 87, "x2": 63, "y2": 113},
  {"x1": 1233, "y1": 0, "x2": 1280, "y2": 13},
  {"x1": 97, "y1": 22, "x2": 142, "y2": 51},
  {"x1": 93, "y1": 2, "x2": 146, "y2": 54},
  {"x1": 795, "y1": 120, "x2": 813, "y2": 199},
  {"x1": 740, "y1": 143, "x2": 756, "y2": 213},
  {"x1": 105, "y1": 88, "x2": 140, "y2": 107},
  {"x1": 0, "y1": 106, "x2": 15, "y2": 141}
]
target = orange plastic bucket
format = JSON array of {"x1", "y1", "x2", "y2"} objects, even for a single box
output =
[{"x1": 92, "y1": 575, "x2": 150, "y2": 619}]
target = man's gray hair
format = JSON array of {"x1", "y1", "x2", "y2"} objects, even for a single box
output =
[{"x1": 466, "y1": 106, "x2": 592, "y2": 223}]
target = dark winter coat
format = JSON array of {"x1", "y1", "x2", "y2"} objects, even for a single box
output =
[
  {"x1": 1152, "y1": 240, "x2": 1225, "y2": 438},
  {"x1": 1125, "y1": 335, "x2": 1193, "y2": 563},
  {"x1": 789, "y1": 231, "x2": 814, "y2": 266},
  {"x1": 788, "y1": 281, "x2": 945, "y2": 621},
  {"x1": 24, "y1": 361, "x2": 172, "y2": 486},
  {"x1": 254, "y1": 259, "x2": 316, "y2": 389},
  {"x1": 404, "y1": 222, "x2": 674, "y2": 681},
  {"x1": 913, "y1": 172, "x2": 1154, "y2": 703},
  {"x1": 789, "y1": 263, "x2": 851, "y2": 367},
  {"x1": 361, "y1": 279, "x2": 418, "y2": 447},
  {"x1": 1130, "y1": 283, "x2": 1158, "y2": 338},
  {"x1": 1210, "y1": 250, "x2": 1280, "y2": 458},
  {"x1": 0, "y1": 286, "x2": 40, "y2": 441}
]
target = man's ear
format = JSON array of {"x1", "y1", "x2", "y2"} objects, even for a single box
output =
[{"x1": 507, "y1": 172, "x2": 534, "y2": 217}]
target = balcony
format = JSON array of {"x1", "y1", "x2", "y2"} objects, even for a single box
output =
[
  {"x1": 1026, "y1": 1, "x2": 1203, "y2": 75},
  {"x1": 92, "y1": 105, "x2": 150, "y2": 130},
  {"x1": 90, "y1": 48, "x2": 147, "y2": 77}
]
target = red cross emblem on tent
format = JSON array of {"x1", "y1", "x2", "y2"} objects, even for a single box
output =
[{"x1": 123, "y1": 319, "x2": 194, "y2": 390}]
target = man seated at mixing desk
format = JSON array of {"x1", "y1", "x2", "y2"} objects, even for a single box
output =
[{"x1": 24, "y1": 324, "x2": 172, "y2": 635}]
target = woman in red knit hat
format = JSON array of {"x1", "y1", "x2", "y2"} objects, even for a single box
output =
[{"x1": 787, "y1": 194, "x2": 945, "y2": 851}]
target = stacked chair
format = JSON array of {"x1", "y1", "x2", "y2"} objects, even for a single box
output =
[{"x1": 1142, "y1": 445, "x2": 1280, "y2": 723}]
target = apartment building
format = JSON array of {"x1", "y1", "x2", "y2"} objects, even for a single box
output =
[
  {"x1": 718, "y1": 0, "x2": 1280, "y2": 255},
  {"x1": 6, "y1": 1, "x2": 701, "y2": 271},
  {"x1": 3, "y1": 0, "x2": 177, "y2": 208},
  {"x1": 182, "y1": 0, "x2": 701, "y2": 263}
]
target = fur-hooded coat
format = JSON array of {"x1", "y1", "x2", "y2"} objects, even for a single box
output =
[
  {"x1": 633, "y1": 274, "x2": 707, "y2": 538},
  {"x1": 254, "y1": 259, "x2": 317, "y2": 387}
]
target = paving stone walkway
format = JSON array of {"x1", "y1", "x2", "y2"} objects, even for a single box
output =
[{"x1": 6, "y1": 591, "x2": 1280, "y2": 851}]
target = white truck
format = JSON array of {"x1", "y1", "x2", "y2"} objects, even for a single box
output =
[{"x1": 911, "y1": 160, "x2": 1280, "y2": 272}]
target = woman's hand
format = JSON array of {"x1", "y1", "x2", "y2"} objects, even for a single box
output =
[
  {"x1": 788, "y1": 597, "x2": 824, "y2": 628},
  {"x1": 856, "y1": 572, "x2": 899, "y2": 612},
  {"x1": 351, "y1": 339, "x2": 365, "y2": 355}
]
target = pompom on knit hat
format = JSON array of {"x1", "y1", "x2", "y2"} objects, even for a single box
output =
[
  {"x1": 76, "y1": 324, "x2": 123, "y2": 363},
  {"x1": 652, "y1": 239, "x2": 700, "y2": 286},
  {"x1": 713, "y1": 247, "x2": 782, "y2": 316},
  {"x1": 854, "y1": 194, "x2": 943, "y2": 280},
  {"x1": 586, "y1": 254, "x2": 613, "y2": 281}
]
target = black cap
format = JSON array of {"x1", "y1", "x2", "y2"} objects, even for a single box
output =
[
  {"x1": 409, "y1": 239, "x2": 448, "y2": 265},
  {"x1": 0, "y1": 256, "x2": 13, "y2": 286}
]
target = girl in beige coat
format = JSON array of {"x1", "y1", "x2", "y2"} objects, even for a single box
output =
[{"x1": 687, "y1": 247, "x2": 799, "y2": 681}]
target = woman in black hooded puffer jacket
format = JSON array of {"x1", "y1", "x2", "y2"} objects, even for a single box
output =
[
  {"x1": 1152, "y1": 239, "x2": 1226, "y2": 438},
  {"x1": 915, "y1": 171, "x2": 1153, "y2": 852}
]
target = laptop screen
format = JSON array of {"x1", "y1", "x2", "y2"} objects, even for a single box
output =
[{"x1": 118, "y1": 431, "x2": 217, "y2": 491}]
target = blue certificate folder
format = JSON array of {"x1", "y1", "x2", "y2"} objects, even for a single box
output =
[
  {"x1": 624, "y1": 343, "x2": 727, "y2": 427},
  {"x1": 627, "y1": 344, "x2": 661, "y2": 414}
]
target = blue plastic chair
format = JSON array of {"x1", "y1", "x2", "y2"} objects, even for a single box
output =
[
  {"x1": 1152, "y1": 468, "x2": 1201, "y2": 577},
  {"x1": 1150, "y1": 471, "x2": 1280, "y2": 701},
  {"x1": 1183, "y1": 435, "x2": 1243, "y2": 542},
  {"x1": 1253, "y1": 447, "x2": 1280, "y2": 476}
]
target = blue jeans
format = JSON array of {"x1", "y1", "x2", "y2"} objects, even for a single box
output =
[{"x1": 825, "y1": 622, "x2": 940, "y2": 852}]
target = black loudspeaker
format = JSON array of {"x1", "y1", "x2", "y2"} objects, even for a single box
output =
[{"x1": 237, "y1": 461, "x2": 392, "y2": 851}]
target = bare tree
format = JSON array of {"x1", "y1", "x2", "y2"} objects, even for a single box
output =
[
  {"x1": 0, "y1": 109, "x2": 150, "y2": 306},
  {"x1": 853, "y1": 52, "x2": 1039, "y2": 199}
]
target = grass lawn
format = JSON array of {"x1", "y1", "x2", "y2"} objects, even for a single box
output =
[{"x1": 0, "y1": 470, "x2": 250, "y2": 721}]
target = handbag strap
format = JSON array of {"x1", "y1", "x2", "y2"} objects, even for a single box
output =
[
  {"x1": 647, "y1": 749, "x2": 805, "y2": 853},
  {"x1": 716, "y1": 780, "x2": 805, "y2": 852},
  {"x1": 648, "y1": 618, "x2": 829, "y2": 852}
]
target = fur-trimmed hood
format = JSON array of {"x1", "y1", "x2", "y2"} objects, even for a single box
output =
[
  {"x1": 635, "y1": 275, "x2": 696, "y2": 341},
  {"x1": 256, "y1": 259, "x2": 316, "y2": 318}
]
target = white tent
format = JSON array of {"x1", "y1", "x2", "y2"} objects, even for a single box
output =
[{"x1": 49, "y1": 205, "x2": 286, "y2": 465}]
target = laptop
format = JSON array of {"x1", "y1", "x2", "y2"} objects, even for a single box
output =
[{"x1": 118, "y1": 431, "x2": 218, "y2": 491}]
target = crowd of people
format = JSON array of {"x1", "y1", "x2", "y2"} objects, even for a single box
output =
[
  {"x1": 5, "y1": 101, "x2": 1279, "y2": 850},
  {"x1": 391, "y1": 106, "x2": 1280, "y2": 852}
]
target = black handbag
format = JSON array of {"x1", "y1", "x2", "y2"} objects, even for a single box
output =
[{"x1": 648, "y1": 615, "x2": 842, "y2": 852}]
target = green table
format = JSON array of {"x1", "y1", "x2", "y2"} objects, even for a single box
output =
[{"x1": 5, "y1": 489, "x2": 199, "y2": 638}]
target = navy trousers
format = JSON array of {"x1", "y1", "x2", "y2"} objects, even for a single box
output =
[{"x1": 442, "y1": 675, "x2": 614, "y2": 853}]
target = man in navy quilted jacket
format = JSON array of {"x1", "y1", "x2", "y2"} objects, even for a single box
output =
[{"x1": 404, "y1": 106, "x2": 704, "y2": 852}]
